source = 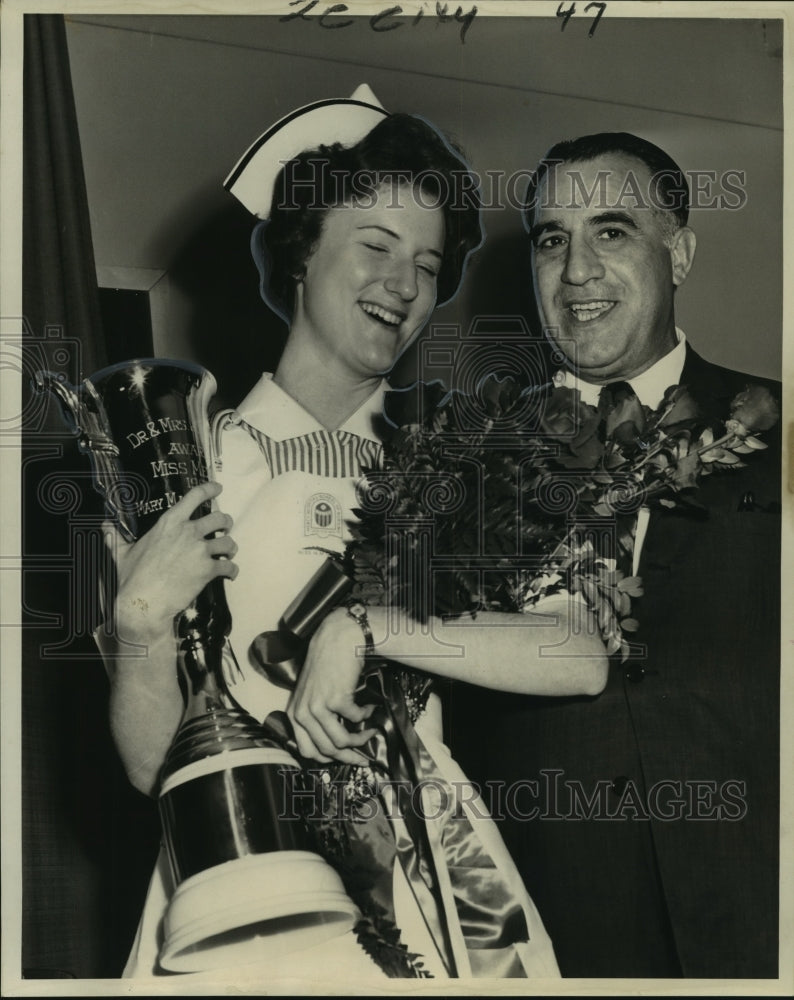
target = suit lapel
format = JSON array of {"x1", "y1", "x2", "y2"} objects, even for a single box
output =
[
  {"x1": 636, "y1": 346, "x2": 730, "y2": 573},
  {"x1": 677, "y1": 345, "x2": 735, "y2": 424}
]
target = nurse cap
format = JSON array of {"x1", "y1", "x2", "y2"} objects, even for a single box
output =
[{"x1": 224, "y1": 84, "x2": 389, "y2": 219}]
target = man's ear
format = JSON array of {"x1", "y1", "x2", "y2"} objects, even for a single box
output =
[{"x1": 670, "y1": 226, "x2": 696, "y2": 287}]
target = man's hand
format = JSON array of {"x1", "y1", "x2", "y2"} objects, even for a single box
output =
[
  {"x1": 104, "y1": 480, "x2": 238, "y2": 644},
  {"x1": 287, "y1": 607, "x2": 376, "y2": 765}
]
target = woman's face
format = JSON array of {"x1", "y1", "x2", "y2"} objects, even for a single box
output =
[{"x1": 291, "y1": 182, "x2": 446, "y2": 380}]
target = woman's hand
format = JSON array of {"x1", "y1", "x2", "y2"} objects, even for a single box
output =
[
  {"x1": 104, "y1": 480, "x2": 239, "y2": 644},
  {"x1": 287, "y1": 607, "x2": 377, "y2": 765}
]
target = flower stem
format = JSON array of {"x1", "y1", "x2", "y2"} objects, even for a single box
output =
[
  {"x1": 695, "y1": 431, "x2": 738, "y2": 459},
  {"x1": 631, "y1": 435, "x2": 671, "y2": 471}
]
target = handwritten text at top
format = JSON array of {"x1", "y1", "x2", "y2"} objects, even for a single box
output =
[
  {"x1": 280, "y1": 1, "x2": 478, "y2": 44},
  {"x1": 557, "y1": 2, "x2": 607, "y2": 38}
]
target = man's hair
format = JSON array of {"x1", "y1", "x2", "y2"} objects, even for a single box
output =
[
  {"x1": 256, "y1": 113, "x2": 483, "y2": 320},
  {"x1": 523, "y1": 131, "x2": 690, "y2": 238}
]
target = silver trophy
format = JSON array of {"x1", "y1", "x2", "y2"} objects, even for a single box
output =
[{"x1": 36, "y1": 359, "x2": 358, "y2": 972}]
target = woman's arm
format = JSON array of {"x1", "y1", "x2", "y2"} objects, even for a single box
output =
[
  {"x1": 288, "y1": 597, "x2": 608, "y2": 763},
  {"x1": 368, "y1": 598, "x2": 608, "y2": 696},
  {"x1": 98, "y1": 481, "x2": 239, "y2": 796}
]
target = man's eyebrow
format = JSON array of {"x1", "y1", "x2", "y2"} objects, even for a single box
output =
[
  {"x1": 528, "y1": 220, "x2": 564, "y2": 244},
  {"x1": 357, "y1": 224, "x2": 443, "y2": 259},
  {"x1": 586, "y1": 211, "x2": 639, "y2": 230},
  {"x1": 530, "y1": 211, "x2": 641, "y2": 244}
]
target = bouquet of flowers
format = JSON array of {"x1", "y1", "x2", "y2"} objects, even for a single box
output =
[{"x1": 348, "y1": 376, "x2": 780, "y2": 660}]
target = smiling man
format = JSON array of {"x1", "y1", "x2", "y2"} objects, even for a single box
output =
[
  {"x1": 452, "y1": 133, "x2": 782, "y2": 979},
  {"x1": 528, "y1": 143, "x2": 696, "y2": 389}
]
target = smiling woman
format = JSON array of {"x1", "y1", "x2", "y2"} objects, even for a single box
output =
[{"x1": 248, "y1": 110, "x2": 483, "y2": 428}]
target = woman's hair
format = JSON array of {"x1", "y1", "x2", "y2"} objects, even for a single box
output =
[{"x1": 255, "y1": 113, "x2": 483, "y2": 320}]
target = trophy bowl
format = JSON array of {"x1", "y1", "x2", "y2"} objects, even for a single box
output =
[{"x1": 36, "y1": 358, "x2": 359, "y2": 972}]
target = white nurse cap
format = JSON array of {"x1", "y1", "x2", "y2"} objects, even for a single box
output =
[{"x1": 224, "y1": 84, "x2": 389, "y2": 219}]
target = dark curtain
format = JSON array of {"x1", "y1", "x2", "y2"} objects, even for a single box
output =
[{"x1": 21, "y1": 14, "x2": 160, "y2": 979}]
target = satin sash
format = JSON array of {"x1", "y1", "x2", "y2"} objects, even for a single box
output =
[
  {"x1": 268, "y1": 664, "x2": 531, "y2": 978},
  {"x1": 360, "y1": 666, "x2": 531, "y2": 978}
]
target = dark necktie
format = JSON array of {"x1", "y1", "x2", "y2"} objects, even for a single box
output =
[
  {"x1": 597, "y1": 380, "x2": 637, "y2": 414},
  {"x1": 595, "y1": 381, "x2": 643, "y2": 577}
]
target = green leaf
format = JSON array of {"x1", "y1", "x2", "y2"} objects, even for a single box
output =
[
  {"x1": 580, "y1": 578, "x2": 600, "y2": 608},
  {"x1": 668, "y1": 450, "x2": 702, "y2": 488},
  {"x1": 698, "y1": 427, "x2": 714, "y2": 448},
  {"x1": 617, "y1": 576, "x2": 644, "y2": 597}
]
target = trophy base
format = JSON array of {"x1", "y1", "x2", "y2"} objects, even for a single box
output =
[{"x1": 159, "y1": 850, "x2": 360, "y2": 973}]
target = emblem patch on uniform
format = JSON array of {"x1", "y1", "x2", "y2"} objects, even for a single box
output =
[{"x1": 304, "y1": 492, "x2": 342, "y2": 537}]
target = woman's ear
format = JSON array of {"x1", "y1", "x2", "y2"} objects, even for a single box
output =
[
  {"x1": 670, "y1": 226, "x2": 697, "y2": 287},
  {"x1": 291, "y1": 275, "x2": 305, "y2": 319}
]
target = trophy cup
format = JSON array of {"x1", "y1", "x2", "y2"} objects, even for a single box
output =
[{"x1": 36, "y1": 359, "x2": 359, "y2": 972}]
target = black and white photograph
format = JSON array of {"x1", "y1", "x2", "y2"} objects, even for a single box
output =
[{"x1": 1, "y1": 1, "x2": 791, "y2": 995}]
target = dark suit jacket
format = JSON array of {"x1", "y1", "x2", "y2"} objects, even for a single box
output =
[{"x1": 449, "y1": 346, "x2": 781, "y2": 978}]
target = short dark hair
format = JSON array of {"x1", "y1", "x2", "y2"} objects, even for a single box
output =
[
  {"x1": 255, "y1": 113, "x2": 483, "y2": 320},
  {"x1": 523, "y1": 131, "x2": 690, "y2": 234}
]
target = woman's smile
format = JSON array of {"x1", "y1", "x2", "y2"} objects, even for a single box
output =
[{"x1": 359, "y1": 300, "x2": 406, "y2": 328}]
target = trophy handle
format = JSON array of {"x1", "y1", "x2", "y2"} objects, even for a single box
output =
[{"x1": 34, "y1": 370, "x2": 137, "y2": 542}]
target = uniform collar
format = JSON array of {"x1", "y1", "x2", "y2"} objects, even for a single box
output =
[
  {"x1": 555, "y1": 329, "x2": 688, "y2": 409},
  {"x1": 237, "y1": 372, "x2": 387, "y2": 442}
]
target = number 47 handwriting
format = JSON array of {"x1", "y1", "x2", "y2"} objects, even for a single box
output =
[{"x1": 557, "y1": 1, "x2": 607, "y2": 37}]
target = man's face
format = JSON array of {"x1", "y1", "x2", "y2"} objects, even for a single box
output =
[{"x1": 529, "y1": 153, "x2": 694, "y2": 383}]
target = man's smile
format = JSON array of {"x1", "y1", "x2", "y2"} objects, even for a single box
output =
[{"x1": 566, "y1": 300, "x2": 617, "y2": 323}]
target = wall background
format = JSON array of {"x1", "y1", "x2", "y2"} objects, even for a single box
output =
[{"x1": 65, "y1": 12, "x2": 784, "y2": 408}]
